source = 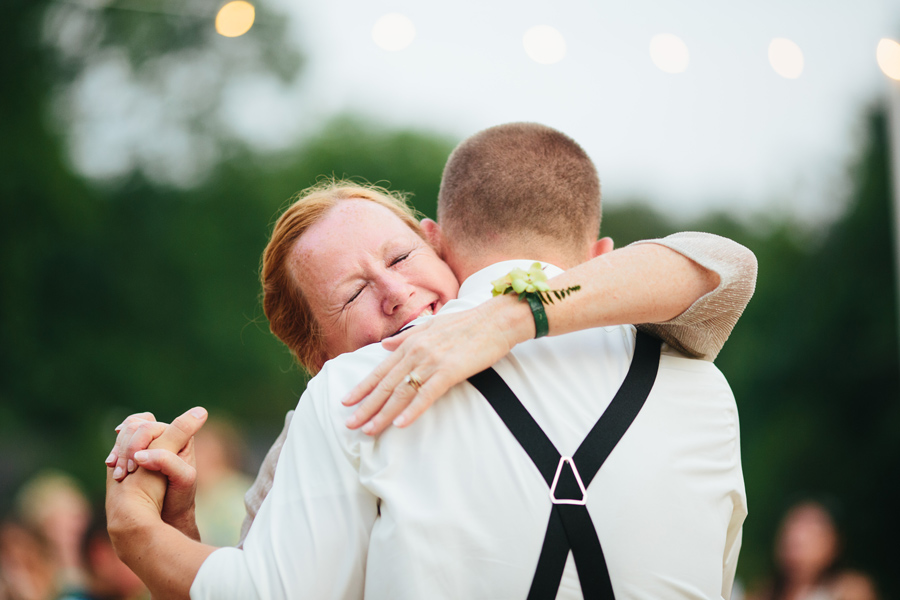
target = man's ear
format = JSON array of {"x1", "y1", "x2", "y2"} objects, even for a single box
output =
[
  {"x1": 421, "y1": 218, "x2": 443, "y2": 255},
  {"x1": 591, "y1": 236, "x2": 614, "y2": 258}
]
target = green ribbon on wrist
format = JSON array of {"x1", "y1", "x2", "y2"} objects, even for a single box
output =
[
  {"x1": 490, "y1": 262, "x2": 579, "y2": 340},
  {"x1": 525, "y1": 293, "x2": 549, "y2": 338}
]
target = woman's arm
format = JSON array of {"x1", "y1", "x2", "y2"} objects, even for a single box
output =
[
  {"x1": 343, "y1": 232, "x2": 757, "y2": 435},
  {"x1": 630, "y1": 231, "x2": 758, "y2": 361}
]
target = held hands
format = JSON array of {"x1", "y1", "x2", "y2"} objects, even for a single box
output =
[
  {"x1": 104, "y1": 408, "x2": 208, "y2": 539},
  {"x1": 342, "y1": 294, "x2": 531, "y2": 435}
]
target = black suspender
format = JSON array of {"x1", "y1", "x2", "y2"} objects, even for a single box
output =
[{"x1": 467, "y1": 330, "x2": 662, "y2": 600}]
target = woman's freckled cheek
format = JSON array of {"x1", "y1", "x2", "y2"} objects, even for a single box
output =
[{"x1": 337, "y1": 299, "x2": 375, "y2": 350}]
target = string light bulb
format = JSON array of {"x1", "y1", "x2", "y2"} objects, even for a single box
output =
[
  {"x1": 372, "y1": 14, "x2": 416, "y2": 51},
  {"x1": 877, "y1": 38, "x2": 900, "y2": 81},
  {"x1": 769, "y1": 38, "x2": 804, "y2": 79},
  {"x1": 523, "y1": 26, "x2": 567, "y2": 65},
  {"x1": 216, "y1": 1, "x2": 255, "y2": 38},
  {"x1": 649, "y1": 34, "x2": 689, "y2": 74}
]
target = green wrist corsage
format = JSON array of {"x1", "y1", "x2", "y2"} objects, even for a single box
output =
[{"x1": 491, "y1": 262, "x2": 581, "y2": 338}]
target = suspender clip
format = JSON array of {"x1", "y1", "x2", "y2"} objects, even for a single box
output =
[{"x1": 548, "y1": 456, "x2": 588, "y2": 505}]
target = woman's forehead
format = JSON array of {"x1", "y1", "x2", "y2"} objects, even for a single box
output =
[
  {"x1": 309, "y1": 200, "x2": 414, "y2": 253},
  {"x1": 290, "y1": 199, "x2": 418, "y2": 283}
]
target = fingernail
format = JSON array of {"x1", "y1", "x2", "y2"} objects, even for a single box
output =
[
  {"x1": 190, "y1": 406, "x2": 207, "y2": 419},
  {"x1": 134, "y1": 451, "x2": 148, "y2": 462},
  {"x1": 393, "y1": 415, "x2": 406, "y2": 427},
  {"x1": 362, "y1": 422, "x2": 375, "y2": 435},
  {"x1": 345, "y1": 414, "x2": 358, "y2": 427},
  {"x1": 341, "y1": 394, "x2": 351, "y2": 406},
  {"x1": 114, "y1": 423, "x2": 123, "y2": 432},
  {"x1": 127, "y1": 459, "x2": 136, "y2": 473},
  {"x1": 105, "y1": 452, "x2": 116, "y2": 464},
  {"x1": 113, "y1": 467, "x2": 124, "y2": 480}
]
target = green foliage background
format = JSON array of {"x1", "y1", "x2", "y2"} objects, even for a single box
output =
[{"x1": 1, "y1": 0, "x2": 897, "y2": 595}]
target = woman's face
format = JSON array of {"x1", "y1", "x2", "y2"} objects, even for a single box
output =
[
  {"x1": 776, "y1": 503, "x2": 838, "y2": 579},
  {"x1": 289, "y1": 199, "x2": 459, "y2": 363}
]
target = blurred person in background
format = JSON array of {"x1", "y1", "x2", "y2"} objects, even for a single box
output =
[
  {"x1": 192, "y1": 419, "x2": 252, "y2": 548},
  {"x1": 0, "y1": 519, "x2": 57, "y2": 600},
  {"x1": 56, "y1": 510, "x2": 147, "y2": 600},
  {"x1": 748, "y1": 499, "x2": 879, "y2": 600},
  {"x1": 14, "y1": 472, "x2": 90, "y2": 596}
]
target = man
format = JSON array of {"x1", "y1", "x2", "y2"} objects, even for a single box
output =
[{"x1": 108, "y1": 123, "x2": 754, "y2": 599}]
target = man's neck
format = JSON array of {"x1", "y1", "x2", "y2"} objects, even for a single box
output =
[{"x1": 448, "y1": 248, "x2": 580, "y2": 283}]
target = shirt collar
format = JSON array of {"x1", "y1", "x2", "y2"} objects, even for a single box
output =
[{"x1": 457, "y1": 260, "x2": 566, "y2": 305}]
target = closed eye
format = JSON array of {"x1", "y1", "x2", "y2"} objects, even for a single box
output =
[
  {"x1": 346, "y1": 286, "x2": 364, "y2": 305},
  {"x1": 390, "y1": 252, "x2": 410, "y2": 266}
]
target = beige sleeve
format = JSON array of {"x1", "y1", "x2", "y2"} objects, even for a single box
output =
[
  {"x1": 237, "y1": 409, "x2": 294, "y2": 548},
  {"x1": 631, "y1": 232, "x2": 758, "y2": 361}
]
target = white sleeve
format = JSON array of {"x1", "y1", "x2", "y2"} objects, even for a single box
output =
[
  {"x1": 238, "y1": 410, "x2": 294, "y2": 548},
  {"x1": 721, "y1": 409, "x2": 747, "y2": 599},
  {"x1": 722, "y1": 526, "x2": 743, "y2": 599},
  {"x1": 191, "y1": 375, "x2": 378, "y2": 600}
]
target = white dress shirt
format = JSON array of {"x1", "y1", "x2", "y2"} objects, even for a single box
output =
[{"x1": 192, "y1": 260, "x2": 747, "y2": 600}]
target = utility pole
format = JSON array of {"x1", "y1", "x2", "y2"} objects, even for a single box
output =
[{"x1": 880, "y1": 41, "x2": 900, "y2": 360}]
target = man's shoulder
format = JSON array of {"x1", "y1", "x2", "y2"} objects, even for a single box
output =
[
  {"x1": 299, "y1": 344, "x2": 385, "y2": 421},
  {"x1": 506, "y1": 324, "x2": 728, "y2": 390},
  {"x1": 285, "y1": 344, "x2": 392, "y2": 461},
  {"x1": 659, "y1": 343, "x2": 727, "y2": 375}
]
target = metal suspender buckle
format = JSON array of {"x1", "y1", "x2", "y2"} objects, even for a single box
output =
[{"x1": 548, "y1": 456, "x2": 588, "y2": 505}]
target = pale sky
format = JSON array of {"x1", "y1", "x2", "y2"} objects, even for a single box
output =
[{"x1": 228, "y1": 0, "x2": 899, "y2": 224}]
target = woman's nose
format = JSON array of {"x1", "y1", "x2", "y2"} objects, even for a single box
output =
[{"x1": 379, "y1": 273, "x2": 415, "y2": 315}]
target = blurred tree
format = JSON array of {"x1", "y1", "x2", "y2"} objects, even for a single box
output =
[
  {"x1": 42, "y1": 0, "x2": 303, "y2": 186},
  {"x1": 0, "y1": 0, "x2": 101, "y2": 505},
  {"x1": 1, "y1": 0, "x2": 301, "y2": 503}
]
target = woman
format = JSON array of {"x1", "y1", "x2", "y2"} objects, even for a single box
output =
[
  {"x1": 747, "y1": 501, "x2": 878, "y2": 600},
  {"x1": 106, "y1": 179, "x2": 754, "y2": 598}
]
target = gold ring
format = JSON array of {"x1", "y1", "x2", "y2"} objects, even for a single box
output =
[{"x1": 404, "y1": 372, "x2": 423, "y2": 391}]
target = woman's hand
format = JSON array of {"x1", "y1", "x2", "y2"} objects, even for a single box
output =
[
  {"x1": 342, "y1": 295, "x2": 532, "y2": 435},
  {"x1": 106, "y1": 412, "x2": 167, "y2": 481}
]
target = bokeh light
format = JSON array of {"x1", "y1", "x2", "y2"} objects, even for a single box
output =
[
  {"x1": 371, "y1": 14, "x2": 416, "y2": 52},
  {"x1": 523, "y1": 25, "x2": 567, "y2": 65},
  {"x1": 649, "y1": 34, "x2": 689, "y2": 74},
  {"x1": 768, "y1": 38, "x2": 804, "y2": 79},
  {"x1": 215, "y1": 1, "x2": 255, "y2": 38},
  {"x1": 877, "y1": 38, "x2": 900, "y2": 81}
]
